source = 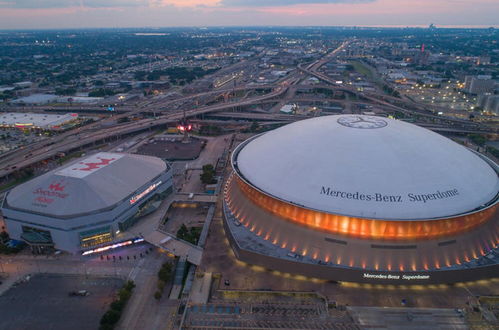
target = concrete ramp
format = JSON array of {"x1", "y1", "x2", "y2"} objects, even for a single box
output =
[
  {"x1": 169, "y1": 255, "x2": 187, "y2": 299},
  {"x1": 189, "y1": 272, "x2": 212, "y2": 305},
  {"x1": 144, "y1": 230, "x2": 203, "y2": 266}
]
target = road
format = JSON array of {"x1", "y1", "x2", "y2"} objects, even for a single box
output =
[
  {"x1": 117, "y1": 250, "x2": 179, "y2": 330},
  {"x1": 0, "y1": 40, "x2": 495, "y2": 180},
  {"x1": 0, "y1": 83, "x2": 287, "y2": 179},
  {"x1": 298, "y1": 61, "x2": 496, "y2": 134}
]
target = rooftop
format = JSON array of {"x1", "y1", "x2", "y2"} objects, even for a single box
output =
[
  {"x1": 5, "y1": 152, "x2": 167, "y2": 218},
  {"x1": 234, "y1": 115, "x2": 499, "y2": 220}
]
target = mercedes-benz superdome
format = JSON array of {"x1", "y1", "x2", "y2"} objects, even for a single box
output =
[
  {"x1": 1, "y1": 152, "x2": 173, "y2": 253},
  {"x1": 223, "y1": 115, "x2": 499, "y2": 284}
]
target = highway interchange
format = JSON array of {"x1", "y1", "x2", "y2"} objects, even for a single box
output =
[{"x1": 0, "y1": 41, "x2": 496, "y2": 180}]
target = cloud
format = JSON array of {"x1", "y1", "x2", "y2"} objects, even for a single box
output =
[
  {"x1": 0, "y1": 0, "x2": 374, "y2": 9},
  {"x1": 221, "y1": 0, "x2": 373, "y2": 6},
  {"x1": 0, "y1": 0, "x2": 160, "y2": 8}
]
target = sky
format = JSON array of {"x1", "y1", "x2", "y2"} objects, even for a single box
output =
[{"x1": 0, "y1": 0, "x2": 498, "y2": 30}]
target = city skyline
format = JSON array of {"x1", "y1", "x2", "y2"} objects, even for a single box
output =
[{"x1": 0, "y1": 0, "x2": 498, "y2": 30}]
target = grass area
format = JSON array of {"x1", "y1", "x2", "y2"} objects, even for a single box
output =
[
  {"x1": 349, "y1": 61, "x2": 373, "y2": 79},
  {"x1": 57, "y1": 142, "x2": 111, "y2": 165},
  {"x1": 0, "y1": 174, "x2": 34, "y2": 192},
  {"x1": 176, "y1": 224, "x2": 202, "y2": 245},
  {"x1": 57, "y1": 151, "x2": 85, "y2": 165}
]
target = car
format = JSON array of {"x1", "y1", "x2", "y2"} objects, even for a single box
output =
[{"x1": 69, "y1": 290, "x2": 90, "y2": 297}]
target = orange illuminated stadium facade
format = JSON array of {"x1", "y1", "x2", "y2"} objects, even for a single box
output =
[
  {"x1": 222, "y1": 115, "x2": 499, "y2": 284},
  {"x1": 235, "y1": 175, "x2": 497, "y2": 241}
]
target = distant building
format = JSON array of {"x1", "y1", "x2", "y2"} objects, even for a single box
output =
[
  {"x1": 477, "y1": 94, "x2": 499, "y2": 115},
  {"x1": 13, "y1": 81, "x2": 33, "y2": 89},
  {"x1": 11, "y1": 93, "x2": 58, "y2": 105},
  {"x1": 280, "y1": 104, "x2": 296, "y2": 114},
  {"x1": 0, "y1": 112, "x2": 78, "y2": 130},
  {"x1": 62, "y1": 96, "x2": 103, "y2": 104},
  {"x1": 464, "y1": 75, "x2": 496, "y2": 95},
  {"x1": 477, "y1": 56, "x2": 491, "y2": 66},
  {"x1": 271, "y1": 70, "x2": 288, "y2": 77},
  {"x1": 0, "y1": 86, "x2": 15, "y2": 93}
]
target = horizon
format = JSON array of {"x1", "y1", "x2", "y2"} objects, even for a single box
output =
[
  {"x1": 0, "y1": 24, "x2": 498, "y2": 32},
  {"x1": 0, "y1": 0, "x2": 498, "y2": 30}
]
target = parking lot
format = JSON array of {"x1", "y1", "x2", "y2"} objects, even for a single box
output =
[
  {"x1": 184, "y1": 299, "x2": 357, "y2": 329},
  {"x1": 0, "y1": 274, "x2": 123, "y2": 330},
  {"x1": 0, "y1": 128, "x2": 48, "y2": 155},
  {"x1": 136, "y1": 137, "x2": 204, "y2": 160}
]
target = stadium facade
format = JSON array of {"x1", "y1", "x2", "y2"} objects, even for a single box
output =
[
  {"x1": 1, "y1": 152, "x2": 172, "y2": 253},
  {"x1": 223, "y1": 115, "x2": 499, "y2": 284}
]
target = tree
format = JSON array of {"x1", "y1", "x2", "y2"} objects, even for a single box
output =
[
  {"x1": 0, "y1": 231, "x2": 9, "y2": 244},
  {"x1": 177, "y1": 224, "x2": 189, "y2": 241},
  {"x1": 110, "y1": 300, "x2": 125, "y2": 312},
  {"x1": 202, "y1": 164, "x2": 214, "y2": 172},
  {"x1": 250, "y1": 121, "x2": 260, "y2": 132},
  {"x1": 118, "y1": 288, "x2": 131, "y2": 302},
  {"x1": 100, "y1": 310, "x2": 120, "y2": 326},
  {"x1": 158, "y1": 262, "x2": 172, "y2": 282},
  {"x1": 89, "y1": 88, "x2": 116, "y2": 97},
  {"x1": 117, "y1": 117, "x2": 130, "y2": 123},
  {"x1": 487, "y1": 146, "x2": 499, "y2": 158},
  {"x1": 55, "y1": 88, "x2": 76, "y2": 96},
  {"x1": 469, "y1": 134, "x2": 486, "y2": 147},
  {"x1": 200, "y1": 164, "x2": 216, "y2": 184},
  {"x1": 200, "y1": 172, "x2": 215, "y2": 184}
]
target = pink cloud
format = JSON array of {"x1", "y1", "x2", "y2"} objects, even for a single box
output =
[
  {"x1": 0, "y1": 7, "x2": 80, "y2": 17},
  {"x1": 159, "y1": 0, "x2": 220, "y2": 6},
  {"x1": 204, "y1": 0, "x2": 498, "y2": 17}
]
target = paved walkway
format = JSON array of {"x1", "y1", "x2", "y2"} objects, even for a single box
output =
[
  {"x1": 143, "y1": 230, "x2": 203, "y2": 266},
  {"x1": 190, "y1": 272, "x2": 212, "y2": 304},
  {"x1": 169, "y1": 255, "x2": 188, "y2": 299},
  {"x1": 175, "y1": 193, "x2": 218, "y2": 203},
  {"x1": 348, "y1": 306, "x2": 467, "y2": 330}
]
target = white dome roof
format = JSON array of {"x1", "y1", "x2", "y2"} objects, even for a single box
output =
[{"x1": 235, "y1": 115, "x2": 498, "y2": 220}]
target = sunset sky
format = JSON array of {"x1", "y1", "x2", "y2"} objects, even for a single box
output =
[{"x1": 0, "y1": 0, "x2": 498, "y2": 30}]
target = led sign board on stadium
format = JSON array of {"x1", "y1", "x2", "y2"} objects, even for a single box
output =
[
  {"x1": 129, "y1": 181, "x2": 162, "y2": 205},
  {"x1": 363, "y1": 273, "x2": 430, "y2": 281}
]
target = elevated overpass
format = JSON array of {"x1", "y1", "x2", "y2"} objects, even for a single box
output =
[{"x1": 0, "y1": 85, "x2": 288, "y2": 179}]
